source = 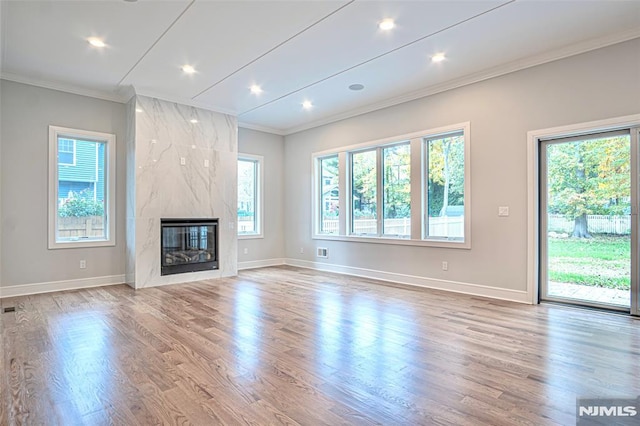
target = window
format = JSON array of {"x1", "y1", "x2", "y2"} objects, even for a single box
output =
[
  {"x1": 318, "y1": 155, "x2": 339, "y2": 234},
  {"x1": 383, "y1": 143, "x2": 411, "y2": 237},
  {"x1": 313, "y1": 122, "x2": 470, "y2": 248},
  {"x1": 238, "y1": 154, "x2": 263, "y2": 238},
  {"x1": 58, "y1": 139, "x2": 75, "y2": 165},
  {"x1": 48, "y1": 126, "x2": 116, "y2": 249},
  {"x1": 424, "y1": 132, "x2": 465, "y2": 241},
  {"x1": 348, "y1": 143, "x2": 411, "y2": 237},
  {"x1": 351, "y1": 149, "x2": 377, "y2": 235}
]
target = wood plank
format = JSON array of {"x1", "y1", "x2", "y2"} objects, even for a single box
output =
[{"x1": 2, "y1": 266, "x2": 640, "y2": 424}]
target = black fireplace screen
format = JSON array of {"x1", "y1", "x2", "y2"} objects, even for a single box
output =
[{"x1": 161, "y1": 218, "x2": 218, "y2": 275}]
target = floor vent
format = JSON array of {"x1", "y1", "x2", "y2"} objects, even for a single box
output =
[
  {"x1": 317, "y1": 247, "x2": 328, "y2": 258},
  {"x1": 3, "y1": 307, "x2": 16, "y2": 313}
]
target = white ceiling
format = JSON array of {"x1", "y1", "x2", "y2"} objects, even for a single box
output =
[{"x1": 1, "y1": 0, "x2": 639, "y2": 135}]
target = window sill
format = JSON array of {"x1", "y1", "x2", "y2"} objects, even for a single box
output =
[
  {"x1": 48, "y1": 239, "x2": 115, "y2": 250},
  {"x1": 238, "y1": 233, "x2": 264, "y2": 240},
  {"x1": 312, "y1": 234, "x2": 470, "y2": 249}
]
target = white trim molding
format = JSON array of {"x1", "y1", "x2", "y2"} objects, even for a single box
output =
[
  {"x1": 237, "y1": 153, "x2": 265, "y2": 239},
  {"x1": 285, "y1": 258, "x2": 529, "y2": 304},
  {"x1": 238, "y1": 258, "x2": 286, "y2": 270},
  {"x1": 527, "y1": 114, "x2": 640, "y2": 305},
  {"x1": 0, "y1": 73, "x2": 127, "y2": 104},
  {"x1": 48, "y1": 125, "x2": 117, "y2": 249},
  {"x1": 0, "y1": 275, "x2": 125, "y2": 298}
]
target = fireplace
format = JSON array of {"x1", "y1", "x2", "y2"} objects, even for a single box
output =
[{"x1": 161, "y1": 219, "x2": 218, "y2": 276}]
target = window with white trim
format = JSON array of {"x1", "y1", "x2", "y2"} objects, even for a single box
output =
[
  {"x1": 238, "y1": 154, "x2": 263, "y2": 238},
  {"x1": 48, "y1": 126, "x2": 116, "y2": 249},
  {"x1": 424, "y1": 131, "x2": 466, "y2": 241},
  {"x1": 348, "y1": 143, "x2": 411, "y2": 238},
  {"x1": 318, "y1": 155, "x2": 339, "y2": 235},
  {"x1": 313, "y1": 122, "x2": 470, "y2": 248}
]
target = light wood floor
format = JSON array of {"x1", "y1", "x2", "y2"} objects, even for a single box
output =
[{"x1": 1, "y1": 266, "x2": 639, "y2": 425}]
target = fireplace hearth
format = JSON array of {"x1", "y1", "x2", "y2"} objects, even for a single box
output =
[{"x1": 161, "y1": 219, "x2": 218, "y2": 276}]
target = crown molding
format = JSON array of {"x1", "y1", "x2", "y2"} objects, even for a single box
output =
[
  {"x1": 3, "y1": 29, "x2": 638, "y2": 137},
  {"x1": 237, "y1": 121, "x2": 286, "y2": 136},
  {"x1": 0, "y1": 72, "x2": 127, "y2": 103},
  {"x1": 281, "y1": 29, "x2": 640, "y2": 136}
]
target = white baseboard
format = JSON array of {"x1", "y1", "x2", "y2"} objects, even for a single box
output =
[
  {"x1": 0, "y1": 275, "x2": 125, "y2": 298},
  {"x1": 238, "y1": 258, "x2": 286, "y2": 270},
  {"x1": 0, "y1": 260, "x2": 530, "y2": 304},
  {"x1": 284, "y1": 259, "x2": 530, "y2": 304}
]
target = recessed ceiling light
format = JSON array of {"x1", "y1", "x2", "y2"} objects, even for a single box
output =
[
  {"x1": 378, "y1": 19, "x2": 395, "y2": 31},
  {"x1": 87, "y1": 37, "x2": 106, "y2": 48},
  {"x1": 302, "y1": 100, "x2": 313, "y2": 110},
  {"x1": 190, "y1": 119, "x2": 198, "y2": 124},
  {"x1": 250, "y1": 85, "x2": 263, "y2": 95},
  {"x1": 349, "y1": 84, "x2": 365, "y2": 91},
  {"x1": 431, "y1": 53, "x2": 446, "y2": 63},
  {"x1": 182, "y1": 65, "x2": 196, "y2": 74}
]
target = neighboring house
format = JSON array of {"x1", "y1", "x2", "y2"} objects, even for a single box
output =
[
  {"x1": 321, "y1": 174, "x2": 339, "y2": 215},
  {"x1": 57, "y1": 138, "x2": 105, "y2": 205}
]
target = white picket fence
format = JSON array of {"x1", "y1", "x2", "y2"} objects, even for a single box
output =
[
  {"x1": 321, "y1": 216, "x2": 464, "y2": 237},
  {"x1": 548, "y1": 214, "x2": 630, "y2": 235}
]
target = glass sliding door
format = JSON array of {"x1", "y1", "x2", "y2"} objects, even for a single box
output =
[
  {"x1": 633, "y1": 127, "x2": 640, "y2": 316},
  {"x1": 540, "y1": 130, "x2": 632, "y2": 311}
]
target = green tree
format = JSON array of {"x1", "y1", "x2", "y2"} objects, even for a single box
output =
[
  {"x1": 547, "y1": 136, "x2": 630, "y2": 238},
  {"x1": 383, "y1": 144, "x2": 411, "y2": 219},
  {"x1": 428, "y1": 136, "x2": 464, "y2": 216},
  {"x1": 352, "y1": 150, "x2": 377, "y2": 217}
]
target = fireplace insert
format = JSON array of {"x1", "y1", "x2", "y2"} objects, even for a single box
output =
[{"x1": 160, "y1": 218, "x2": 218, "y2": 276}]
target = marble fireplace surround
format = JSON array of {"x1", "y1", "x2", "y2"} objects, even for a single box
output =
[{"x1": 125, "y1": 95, "x2": 238, "y2": 289}]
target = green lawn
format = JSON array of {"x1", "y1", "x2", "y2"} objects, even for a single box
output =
[{"x1": 547, "y1": 235, "x2": 630, "y2": 289}]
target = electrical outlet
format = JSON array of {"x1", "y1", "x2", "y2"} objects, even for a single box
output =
[
  {"x1": 204, "y1": 159, "x2": 210, "y2": 168},
  {"x1": 243, "y1": 248, "x2": 248, "y2": 255},
  {"x1": 300, "y1": 247, "x2": 304, "y2": 254},
  {"x1": 442, "y1": 261, "x2": 448, "y2": 271},
  {"x1": 180, "y1": 157, "x2": 186, "y2": 165},
  {"x1": 80, "y1": 260, "x2": 86, "y2": 269},
  {"x1": 498, "y1": 206, "x2": 510, "y2": 217}
]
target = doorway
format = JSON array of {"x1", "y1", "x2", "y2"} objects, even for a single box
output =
[{"x1": 539, "y1": 128, "x2": 639, "y2": 314}]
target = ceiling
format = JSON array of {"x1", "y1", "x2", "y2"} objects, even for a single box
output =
[{"x1": 1, "y1": 0, "x2": 639, "y2": 135}]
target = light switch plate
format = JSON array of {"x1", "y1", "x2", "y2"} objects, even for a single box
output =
[{"x1": 498, "y1": 206, "x2": 509, "y2": 217}]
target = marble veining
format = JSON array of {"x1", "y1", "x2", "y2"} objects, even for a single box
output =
[{"x1": 126, "y1": 95, "x2": 238, "y2": 288}]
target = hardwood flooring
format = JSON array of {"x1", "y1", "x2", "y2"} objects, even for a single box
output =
[{"x1": 1, "y1": 266, "x2": 639, "y2": 425}]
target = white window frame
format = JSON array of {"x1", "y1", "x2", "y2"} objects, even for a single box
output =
[
  {"x1": 315, "y1": 154, "x2": 340, "y2": 236},
  {"x1": 422, "y1": 128, "x2": 471, "y2": 247},
  {"x1": 238, "y1": 153, "x2": 264, "y2": 239},
  {"x1": 58, "y1": 139, "x2": 76, "y2": 166},
  {"x1": 48, "y1": 125, "x2": 116, "y2": 249},
  {"x1": 312, "y1": 122, "x2": 471, "y2": 249}
]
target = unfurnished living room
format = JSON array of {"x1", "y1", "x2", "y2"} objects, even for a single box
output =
[{"x1": 1, "y1": 0, "x2": 640, "y2": 424}]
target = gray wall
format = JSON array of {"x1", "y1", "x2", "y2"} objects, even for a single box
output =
[
  {"x1": 283, "y1": 38, "x2": 640, "y2": 292},
  {"x1": 0, "y1": 80, "x2": 127, "y2": 287},
  {"x1": 238, "y1": 127, "x2": 285, "y2": 264},
  {"x1": 1, "y1": 38, "x2": 638, "y2": 295}
]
